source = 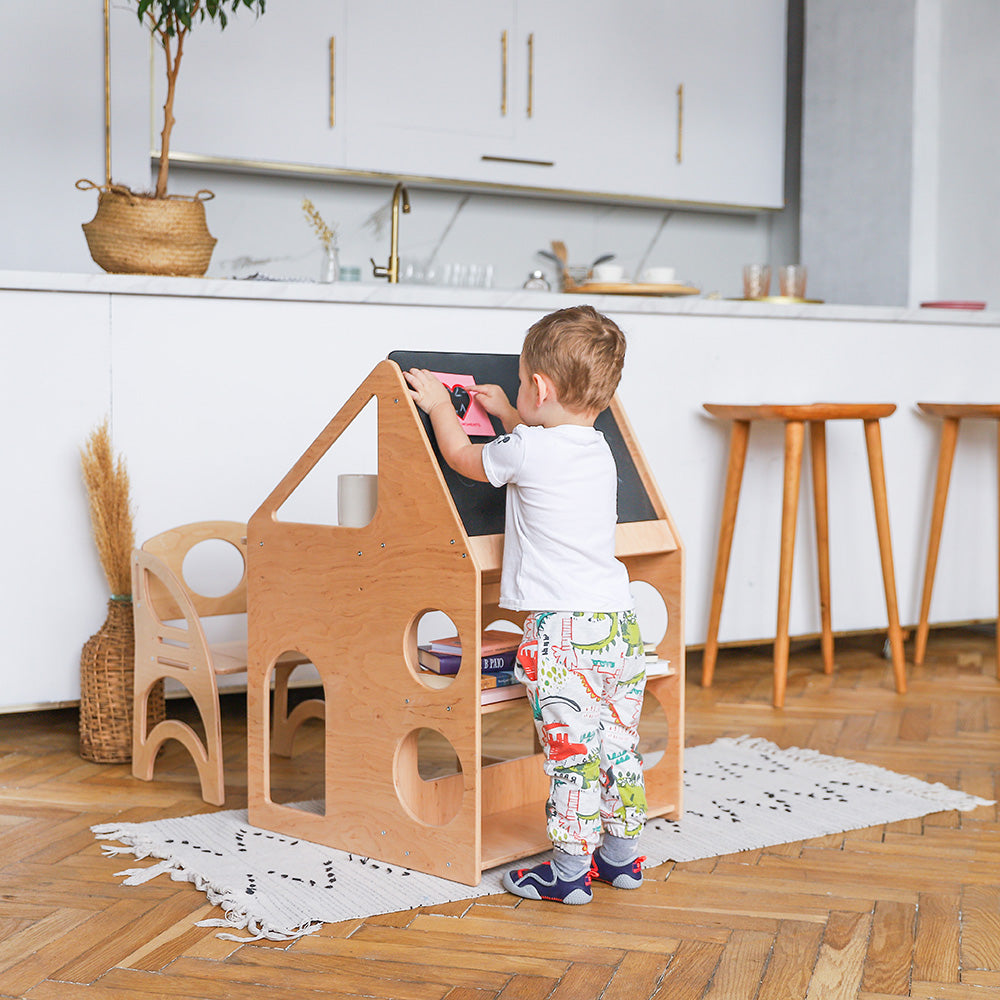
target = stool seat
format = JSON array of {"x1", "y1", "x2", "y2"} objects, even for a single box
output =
[
  {"x1": 702, "y1": 401, "x2": 907, "y2": 706},
  {"x1": 917, "y1": 402, "x2": 1000, "y2": 420},
  {"x1": 914, "y1": 402, "x2": 1000, "y2": 673},
  {"x1": 704, "y1": 403, "x2": 897, "y2": 422}
]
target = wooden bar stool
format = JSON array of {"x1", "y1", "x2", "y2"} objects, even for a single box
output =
[
  {"x1": 914, "y1": 403, "x2": 1000, "y2": 674},
  {"x1": 702, "y1": 403, "x2": 907, "y2": 707}
]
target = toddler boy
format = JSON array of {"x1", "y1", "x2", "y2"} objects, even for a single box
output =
[{"x1": 403, "y1": 304, "x2": 646, "y2": 904}]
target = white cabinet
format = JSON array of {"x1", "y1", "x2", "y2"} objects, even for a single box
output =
[
  {"x1": 147, "y1": 1, "x2": 786, "y2": 208},
  {"x1": 343, "y1": 3, "x2": 516, "y2": 181},
  {"x1": 664, "y1": 0, "x2": 788, "y2": 208},
  {"x1": 505, "y1": 1, "x2": 678, "y2": 198},
  {"x1": 344, "y1": 1, "x2": 684, "y2": 198},
  {"x1": 157, "y1": 1, "x2": 347, "y2": 168}
]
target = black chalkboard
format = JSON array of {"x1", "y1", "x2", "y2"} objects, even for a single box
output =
[{"x1": 389, "y1": 350, "x2": 657, "y2": 537}]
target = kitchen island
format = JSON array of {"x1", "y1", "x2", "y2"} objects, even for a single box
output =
[{"x1": 3, "y1": 269, "x2": 997, "y2": 710}]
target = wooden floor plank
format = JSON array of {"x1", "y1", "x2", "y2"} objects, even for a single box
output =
[
  {"x1": 600, "y1": 951, "x2": 671, "y2": 1000},
  {"x1": 757, "y1": 919, "x2": 825, "y2": 1000},
  {"x1": 860, "y1": 899, "x2": 916, "y2": 996},
  {"x1": 702, "y1": 929, "x2": 774, "y2": 1000},
  {"x1": 960, "y1": 885, "x2": 1000, "y2": 971},
  {"x1": 911, "y1": 891, "x2": 961, "y2": 984},
  {"x1": 805, "y1": 910, "x2": 873, "y2": 1000},
  {"x1": 652, "y1": 940, "x2": 725, "y2": 1000}
]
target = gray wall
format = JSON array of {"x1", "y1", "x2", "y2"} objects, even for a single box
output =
[{"x1": 801, "y1": 0, "x2": 915, "y2": 307}]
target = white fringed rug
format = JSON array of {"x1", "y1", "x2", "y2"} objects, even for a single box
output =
[{"x1": 92, "y1": 736, "x2": 991, "y2": 940}]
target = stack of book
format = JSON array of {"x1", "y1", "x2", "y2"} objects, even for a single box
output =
[{"x1": 417, "y1": 629, "x2": 525, "y2": 705}]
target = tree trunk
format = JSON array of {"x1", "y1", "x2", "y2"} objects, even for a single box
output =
[{"x1": 155, "y1": 26, "x2": 187, "y2": 199}]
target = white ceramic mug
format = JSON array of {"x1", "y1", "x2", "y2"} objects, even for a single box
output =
[
  {"x1": 592, "y1": 263, "x2": 625, "y2": 282},
  {"x1": 641, "y1": 266, "x2": 676, "y2": 284},
  {"x1": 337, "y1": 474, "x2": 378, "y2": 527}
]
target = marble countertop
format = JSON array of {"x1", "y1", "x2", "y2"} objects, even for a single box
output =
[{"x1": 3, "y1": 269, "x2": 998, "y2": 327}]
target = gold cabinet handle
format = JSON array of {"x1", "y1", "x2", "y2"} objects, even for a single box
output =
[
  {"x1": 676, "y1": 83, "x2": 684, "y2": 163},
  {"x1": 500, "y1": 29, "x2": 508, "y2": 116},
  {"x1": 329, "y1": 36, "x2": 336, "y2": 128},
  {"x1": 526, "y1": 33, "x2": 534, "y2": 118}
]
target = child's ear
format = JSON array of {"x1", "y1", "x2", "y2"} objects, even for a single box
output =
[{"x1": 532, "y1": 372, "x2": 555, "y2": 405}]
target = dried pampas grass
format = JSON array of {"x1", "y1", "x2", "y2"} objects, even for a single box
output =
[{"x1": 81, "y1": 419, "x2": 135, "y2": 598}]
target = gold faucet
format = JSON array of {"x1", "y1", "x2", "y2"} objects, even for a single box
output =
[{"x1": 371, "y1": 182, "x2": 410, "y2": 283}]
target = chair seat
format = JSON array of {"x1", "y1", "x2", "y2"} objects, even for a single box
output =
[
  {"x1": 704, "y1": 403, "x2": 896, "y2": 422},
  {"x1": 917, "y1": 402, "x2": 1000, "y2": 419},
  {"x1": 208, "y1": 640, "x2": 310, "y2": 676}
]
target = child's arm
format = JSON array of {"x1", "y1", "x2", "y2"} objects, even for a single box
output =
[
  {"x1": 403, "y1": 369, "x2": 488, "y2": 482},
  {"x1": 468, "y1": 383, "x2": 520, "y2": 433}
]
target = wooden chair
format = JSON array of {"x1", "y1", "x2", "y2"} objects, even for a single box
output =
[
  {"x1": 131, "y1": 521, "x2": 323, "y2": 805},
  {"x1": 914, "y1": 403, "x2": 1000, "y2": 674},
  {"x1": 701, "y1": 403, "x2": 907, "y2": 707}
]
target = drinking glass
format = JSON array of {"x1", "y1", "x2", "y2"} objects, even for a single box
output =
[
  {"x1": 742, "y1": 264, "x2": 771, "y2": 299},
  {"x1": 779, "y1": 265, "x2": 807, "y2": 299}
]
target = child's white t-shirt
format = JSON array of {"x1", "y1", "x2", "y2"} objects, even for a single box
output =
[{"x1": 481, "y1": 423, "x2": 633, "y2": 612}]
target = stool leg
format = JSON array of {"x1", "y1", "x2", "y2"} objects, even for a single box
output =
[
  {"x1": 774, "y1": 420, "x2": 805, "y2": 708},
  {"x1": 703, "y1": 420, "x2": 750, "y2": 687},
  {"x1": 915, "y1": 417, "x2": 960, "y2": 665},
  {"x1": 863, "y1": 418, "x2": 907, "y2": 694},
  {"x1": 809, "y1": 421, "x2": 834, "y2": 674}
]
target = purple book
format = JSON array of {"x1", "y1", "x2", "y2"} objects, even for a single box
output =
[{"x1": 418, "y1": 646, "x2": 518, "y2": 675}]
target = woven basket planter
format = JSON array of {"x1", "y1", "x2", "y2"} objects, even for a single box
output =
[
  {"x1": 79, "y1": 597, "x2": 164, "y2": 764},
  {"x1": 77, "y1": 180, "x2": 217, "y2": 277}
]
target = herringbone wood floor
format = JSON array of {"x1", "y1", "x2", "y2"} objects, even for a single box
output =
[{"x1": 2, "y1": 626, "x2": 998, "y2": 1000}]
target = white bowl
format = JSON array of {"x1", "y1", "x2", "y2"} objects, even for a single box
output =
[
  {"x1": 640, "y1": 266, "x2": 676, "y2": 284},
  {"x1": 592, "y1": 264, "x2": 625, "y2": 282}
]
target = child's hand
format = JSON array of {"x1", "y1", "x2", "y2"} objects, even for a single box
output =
[
  {"x1": 403, "y1": 368, "x2": 451, "y2": 416},
  {"x1": 467, "y1": 383, "x2": 510, "y2": 416},
  {"x1": 469, "y1": 383, "x2": 520, "y2": 432}
]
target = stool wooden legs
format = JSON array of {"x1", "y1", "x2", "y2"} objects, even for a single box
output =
[
  {"x1": 810, "y1": 422, "x2": 834, "y2": 674},
  {"x1": 863, "y1": 418, "x2": 907, "y2": 693},
  {"x1": 774, "y1": 420, "x2": 806, "y2": 707},
  {"x1": 914, "y1": 417, "x2": 960, "y2": 665},
  {"x1": 702, "y1": 420, "x2": 750, "y2": 688},
  {"x1": 703, "y1": 415, "x2": 907, "y2": 706}
]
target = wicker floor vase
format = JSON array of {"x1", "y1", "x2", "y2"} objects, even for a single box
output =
[
  {"x1": 79, "y1": 597, "x2": 164, "y2": 763},
  {"x1": 78, "y1": 181, "x2": 217, "y2": 277}
]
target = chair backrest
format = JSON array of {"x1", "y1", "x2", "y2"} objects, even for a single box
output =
[{"x1": 140, "y1": 520, "x2": 248, "y2": 621}]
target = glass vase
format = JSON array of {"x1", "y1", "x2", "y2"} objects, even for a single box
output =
[{"x1": 320, "y1": 246, "x2": 340, "y2": 283}]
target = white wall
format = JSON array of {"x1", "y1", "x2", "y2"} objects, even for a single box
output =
[{"x1": 1, "y1": 3, "x2": 799, "y2": 300}]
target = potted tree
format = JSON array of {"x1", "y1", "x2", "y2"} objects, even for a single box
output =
[{"x1": 79, "y1": 0, "x2": 266, "y2": 277}]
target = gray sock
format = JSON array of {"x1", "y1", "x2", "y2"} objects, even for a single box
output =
[
  {"x1": 551, "y1": 850, "x2": 592, "y2": 881},
  {"x1": 600, "y1": 834, "x2": 639, "y2": 865}
]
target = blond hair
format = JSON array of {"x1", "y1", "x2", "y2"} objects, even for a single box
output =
[{"x1": 522, "y1": 305, "x2": 627, "y2": 413}]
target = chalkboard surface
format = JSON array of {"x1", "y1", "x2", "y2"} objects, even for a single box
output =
[{"x1": 389, "y1": 350, "x2": 657, "y2": 537}]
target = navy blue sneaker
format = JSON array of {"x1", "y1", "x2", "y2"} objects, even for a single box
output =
[
  {"x1": 502, "y1": 861, "x2": 593, "y2": 904},
  {"x1": 590, "y1": 850, "x2": 645, "y2": 889}
]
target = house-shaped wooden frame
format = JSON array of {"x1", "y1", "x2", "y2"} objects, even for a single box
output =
[{"x1": 246, "y1": 357, "x2": 684, "y2": 886}]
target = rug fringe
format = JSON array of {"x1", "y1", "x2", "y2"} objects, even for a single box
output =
[
  {"x1": 92, "y1": 823, "x2": 324, "y2": 940},
  {"x1": 722, "y1": 736, "x2": 994, "y2": 809}
]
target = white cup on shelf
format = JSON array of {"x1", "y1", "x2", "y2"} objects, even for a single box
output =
[
  {"x1": 337, "y1": 474, "x2": 378, "y2": 527},
  {"x1": 640, "y1": 266, "x2": 676, "y2": 284},
  {"x1": 592, "y1": 263, "x2": 625, "y2": 282}
]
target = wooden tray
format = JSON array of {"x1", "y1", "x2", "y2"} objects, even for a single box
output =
[
  {"x1": 566, "y1": 281, "x2": 699, "y2": 297},
  {"x1": 727, "y1": 296, "x2": 825, "y2": 304}
]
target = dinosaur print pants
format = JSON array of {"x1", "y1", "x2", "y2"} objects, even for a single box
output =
[{"x1": 515, "y1": 609, "x2": 648, "y2": 856}]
